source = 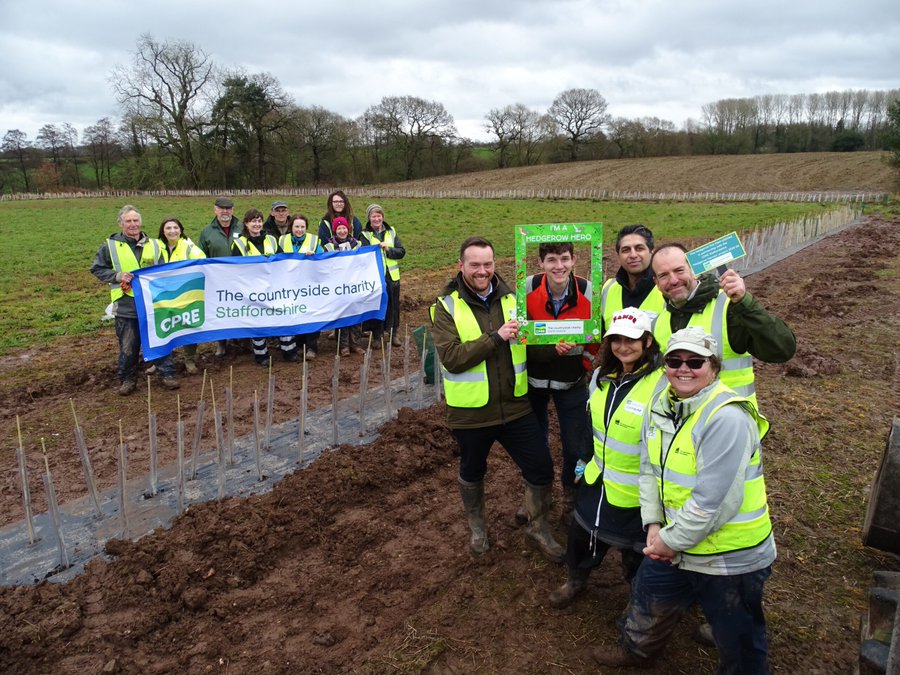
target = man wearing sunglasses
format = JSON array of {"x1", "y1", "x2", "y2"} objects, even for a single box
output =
[{"x1": 650, "y1": 243, "x2": 795, "y2": 406}]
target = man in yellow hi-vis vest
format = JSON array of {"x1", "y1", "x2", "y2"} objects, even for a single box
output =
[
  {"x1": 650, "y1": 243, "x2": 796, "y2": 406},
  {"x1": 90, "y1": 205, "x2": 179, "y2": 396},
  {"x1": 431, "y1": 236, "x2": 564, "y2": 563}
]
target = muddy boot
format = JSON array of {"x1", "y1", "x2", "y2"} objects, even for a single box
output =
[
  {"x1": 549, "y1": 568, "x2": 589, "y2": 608},
  {"x1": 514, "y1": 503, "x2": 528, "y2": 526},
  {"x1": 561, "y1": 485, "x2": 577, "y2": 527},
  {"x1": 458, "y1": 478, "x2": 490, "y2": 555},
  {"x1": 183, "y1": 344, "x2": 198, "y2": 375},
  {"x1": 524, "y1": 483, "x2": 565, "y2": 563}
]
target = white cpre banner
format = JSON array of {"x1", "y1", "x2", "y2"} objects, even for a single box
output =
[{"x1": 132, "y1": 247, "x2": 386, "y2": 359}]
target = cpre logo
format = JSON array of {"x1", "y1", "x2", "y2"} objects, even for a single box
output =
[{"x1": 150, "y1": 272, "x2": 205, "y2": 338}]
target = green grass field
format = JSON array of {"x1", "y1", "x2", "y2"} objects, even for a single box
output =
[{"x1": 0, "y1": 196, "x2": 835, "y2": 354}]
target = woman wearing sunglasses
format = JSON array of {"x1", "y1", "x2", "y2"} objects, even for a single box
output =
[
  {"x1": 595, "y1": 326, "x2": 774, "y2": 671},
  {"x1": 549, "y1": 307, "x2": 665, "y2": 608}
]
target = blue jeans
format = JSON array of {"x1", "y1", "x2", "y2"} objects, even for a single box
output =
[
  {"x1": 528, "y1": 382, "x2": 591, "y2": 488},
  {"x1": 452, "y1": 412, "x2": 555, "y2": 487},
  {"x1": 623, "y1": 558, "x2": 771, "y2": 674}
]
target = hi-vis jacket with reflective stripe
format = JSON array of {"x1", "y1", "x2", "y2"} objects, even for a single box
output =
[
  {"x1": 601, "y1": 277, "x2": 666, "y2": 333},
  {"x1": 232, "y1": 234, "x2": 278, "y2": 256},
  {"x1": 361, "y1": 225, "x2": 403, "y2": 281},
  {"x1": 140, "y1": 238, "x2": 206, "y2": 266},
  {"x1": 433, "y1": 291, "x2": 526, "y2": 407},
  {"x1": 278, "y1": 233, "x2": 321, "y2": 254},
  {"x1": 643, "y1": 380, "x2": 773, "y2": 566},
  {"x1": 430, "y1": 273, "x2": 532, "y2": 429},
  {"x1": 654, "y1": 291, "x2": 756, "y2": 404},
  {"x1": 586, "y1": 367, "x2": 667, "y2": 507},
  {"x1": 106, "y1": 238, "x2": 142, "y2": 302}
]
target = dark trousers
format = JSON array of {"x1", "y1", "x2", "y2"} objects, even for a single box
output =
[
  {"x1": 295, "y1": 331, "x2": 320, "y2": 354},
  {"x1": 528, "y1": 382, "x2": 591, "y2": 488},
  {"x1": 452, "y1": 412, "x2": 555, "y2": 487},
  {"x1": 565, "y1": 520, "x2": 644, "y2": 581},
  {"x1": 252, "y1": 336, "x2": 297, "y2": 363},
  {"x1": 623, "y1": 558, "x2": 772, "y2": 674},
  {"x1": 116, "y1": 316, "x2": 174, "y2": 382}
]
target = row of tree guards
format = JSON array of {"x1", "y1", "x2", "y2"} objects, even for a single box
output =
[{"x1": 12, "y1": 326, "x2": 444, "y2": 574}]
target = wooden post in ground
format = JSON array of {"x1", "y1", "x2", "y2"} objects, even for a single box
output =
[
  {"x1": 147, "y1": 376, "x2": 158, "y2": 496},
  {"x1": 212, "y1": 381, "x2": 225, "y2": 501},
  {"x1": 226, "y1": 366, "x2": 234, "y2": 465},
  {"x1": 190, "y1": 370, "x2": 207, "y2": 480},
  {"x1": 176, "y1": 396, "x2": 184, "y2": 516},
  {"x1": 381, "y1": 340, "x2": 391, "y2": 420},
  {"x1": 69, "y1": 402, "x2": 101, "y2": 517},
  {"x1": 265, "y1": 356, "x2": 275, "y2": 450},
  {"x1": 417, "y1": 337, "x2": 427, "y2": 408},
  {"x1": 358, "y1": 348, "x2": 370, "y2": 437},
  {"x1": 40, "y1": 440, "x2": 68, "y2": 569},
  {"x1": 253, "y1": 390, "x2": 262, "y2": 481},
  {"x1": 403, "y1": 325, "x2": 410, "y2": 395},
  {"x1": 298, "y1": 347, "x2": 308, "y2": 463},
  {"x1": 15, "y1": 416, "x2": 35, "y2": 544},
  {"x1": 332, "y1": 349, "x2": 340, "y2": 446},
  {"x1": 117, "y1": 421, "x2": 128, "y2": 538}
]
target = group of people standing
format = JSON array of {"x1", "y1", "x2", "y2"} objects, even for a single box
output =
[
  {"x1": 431, "y1": 224, "x2": 795, "y2": 672},
  {"x1": 91, "y1": 191, "x2": 405, "y2": 395}
]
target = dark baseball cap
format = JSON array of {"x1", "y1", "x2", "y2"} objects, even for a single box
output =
[
  {"x1": 215, "y1": 197, "x2": 234, "y2": 208},
  {"x1": 271, "y1": 200, "x2": 289, "y2": 210}
]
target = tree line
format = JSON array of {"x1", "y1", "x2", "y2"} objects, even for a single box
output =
[{"x1": 2, "y1": 34, "x2": 899, "y2": 194}]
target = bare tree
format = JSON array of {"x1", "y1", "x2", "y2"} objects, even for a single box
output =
[
  {"x1": 484, "y1": 106, "x2": 517, "y2": 168},
  {"x1": 548, "y1": 88, "x2": 610, "y2": 160},
  {"x1": 365, "y1": 95, "x2": 457, "y2": 180},
  {"x1": 291, "y1": 105, "x2": 347, "y2": 185},
  {"x1": 510, "y1": 104, "x2": 554, "y2": 166},
  {"x1": 36, "y1": 124, "x2": 65, "y2": 172},
  {"x1": 111, "y1": 34, "x2": 217, "y2": 187},
  {"x1": 61, "y1": 123, "x2": 82, "y2": 187},
  {"x1": 84, "y1": 117, "x2": 117, "y2": 189},
  {"x1": 2, "y1": 129, "x2": 32, "y2": 191}
]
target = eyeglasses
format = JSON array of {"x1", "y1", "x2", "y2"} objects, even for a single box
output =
[
  {"x1": 664, "y1": 356, "x2": 709, "y2": 370},
  {"x1": 332, "y1": 199, "x2": 345, "y2": 204}
]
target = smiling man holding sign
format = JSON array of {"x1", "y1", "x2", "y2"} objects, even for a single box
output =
[{"x1": 650, "y1": 240, "x2": 795, "y2": 407}]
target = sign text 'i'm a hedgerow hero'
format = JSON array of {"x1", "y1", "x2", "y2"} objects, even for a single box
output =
[{"x1": 131, "y1": 247, "x2": 387, "y2": 360}]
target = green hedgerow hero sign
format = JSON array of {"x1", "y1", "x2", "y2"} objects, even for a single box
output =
[{"x1": 513, "y1": 222, "x2": 603, "y2": 345}]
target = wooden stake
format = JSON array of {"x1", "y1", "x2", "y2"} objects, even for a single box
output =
[
  {"x1": 298, "y1": 346, "x2": 308, "y2": 463},
  {"x1": 147, "y1": 376, "x2": 158, "y2": 496},
  {"x1": 253, "y1": 390, "x2": 262, "y2": 480},
  {"x1": 211, "y1": 380, "x2": 226, "y2": 500},
  {"x1": 265, "y1": 356, "x2": 275, "y2": 450},
  {"x1": 358, "y1": 349, "x2": 369, "y2": 437},
  {"x1": 332, "y1": 351, "x2": 340, "y2": 446},
  {"x1": 381, "y1": 342, "x2": 391, "y2": 420},
  {"x1": 117, "y1": 421, "x2": 128, "y2": 538},
  {"x1": 40, "y1": 438, "x2": 68, "y2": 569},
  {"x1": 15, "y1": 416, "x2": 35, "y2": 544},
  {"x1": 176, "y1": 395, "x2": 184, "y2": 516},
  {"x1": 403, "y1": 325, "x2": 410, "y2": 395},
  {"x1": 417, "y1": 336, "x2": 427, "y2": 408},
  {"x1": 225, "y1": 365, "x2": 234, "y2": 465},
  {"x1": 70, "y1": 400, "x2": 101, "y2": 516},
  {"x1": 190, "y1": 386, "x2": 206, "y2": 482}
]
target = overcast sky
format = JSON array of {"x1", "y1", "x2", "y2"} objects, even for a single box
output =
[{"x1": 1, "y1": 0, "x2": 898, "y2": 143}]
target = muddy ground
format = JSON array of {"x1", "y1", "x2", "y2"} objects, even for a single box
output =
[{"x1": 0, "y1": 213, "x2": 899, "y2": 673}]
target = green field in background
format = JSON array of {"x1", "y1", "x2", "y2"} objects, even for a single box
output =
[{"x1": 0, "y1": 196, "x2": 833, "y2": 353}]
